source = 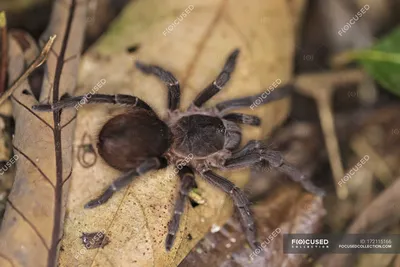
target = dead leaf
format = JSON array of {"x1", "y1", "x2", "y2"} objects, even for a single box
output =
[
  {"x1": 317, "y1": 177, "x2": 400, "y2": 267},
  {"x1": 179, "y1": 185, "x2": 325, "y2": 267},
  {"x1": 59, "y1": 0, "x2": 297, "y2": 266},
  {"x1": 0, "y1": 1, "x2": 86, "y2": 266}
]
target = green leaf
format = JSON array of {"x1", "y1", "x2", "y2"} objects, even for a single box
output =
[{"x1": 347, "y1": 27, "x2": 400, "y2": 97}]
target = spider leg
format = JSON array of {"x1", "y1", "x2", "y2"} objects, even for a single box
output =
[
  {"x1": 224, "y1": 140, "x2": 325, "y2": 196},
  {"x1": 84, "y1": 157, "x2": 167, "y2": 209},
  {"x1": 223, "y1": 113, "x2": 261, "y2": 126},
  {"x1": 135, "y1": 61, "x2": 180, "y2": 110},
  {"x1": 229, "y1": 140, "x2": 261, "y2": 158},
  {"x1": 32, "y1": 94, "x2": 152, "y2": 111},
  {"x1": 165, "y1": 167, "x2": 196, "y2": 251},
  {"x1": 215, "y1": 84, "x2": 294, "y2": 113},
  {"x1": 200, "y1": 170, "x2": 259, "y2": 250},
  {"x1": 191, "y1": 49, "x2": 240, "y2": 108}
]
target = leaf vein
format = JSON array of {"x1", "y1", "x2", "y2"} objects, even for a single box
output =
[
  {"x1": 180, "y1": 0, "x2": 228, "y2": 88},
  {"x1": 50, "y1": 47, "x2": 59, "y2": 59},
  {"x1": 0, "y1": 251, "x2": 16, "y2": 267},
  {"x1": 61, "y1": 114, "x2": 76, "y2": 130},
  {"x1": 6, "y1": 199, "x2": 50, "y2": 250},
  {"x1": 13, "y1": 145, "x2": 55, "y2": 189},
  {"x1": 89, "y1": 185, "x2": 156, "y2": 267},
  {"x1": 11, "y1": 96, "x2": 53, "y2": 130},
  {"x1": 48, "y1": 0, "x2": 77, "y2": 266},
  {"x1": 61, "y1": 169, "x2": 73, "y2": 187}
]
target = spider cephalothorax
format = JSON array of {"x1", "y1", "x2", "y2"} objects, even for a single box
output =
[{"x1": 33, "y1": 49, "x2": 324, "y2": 251}]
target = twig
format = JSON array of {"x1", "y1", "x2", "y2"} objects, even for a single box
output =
[
  {"x1": 350, "y1": 134, "x2": 393, "y2": 187},
  {"x1": 0, "y1": 11, "x2": 7, "y2": 94},
  {"x1": 317, "y1": 177, "x2": 400, "y2": 267},
  {"x1": 0, "y1": 35, "x2": 56, "y2": 106},
  {"x1": 295, "y1": 69, "x2": 365, "y2": 199}
]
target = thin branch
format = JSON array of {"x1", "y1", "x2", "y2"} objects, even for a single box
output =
[
  {"x1": 317, "y1": 177, "x2": 400, "y2": 267},
  {"x1": 295, "y1": 69, "x2": 365, "y2": 199},
  {"x1": 0, "y1": 35, "x2": 56, "y2": 106}
]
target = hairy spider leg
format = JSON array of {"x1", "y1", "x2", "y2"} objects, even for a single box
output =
[
  {"x1": 200, "y1": 170, "x2": 260, "y2": 250},
  {"x1": 135, "y1": 61, "x2": 181, "y2": 111},
  {"x1": 84, "y1": 157, "x2": 167, "y2": 208},
  {"x1": 224, "y1": 140, "x2": 325, "y2": 196},
  {"x1": 215, "y1": 84, "x2": 294, "y2": 113},
  {"x1": 191, "y1": 49, "x2": 240, "y2": 108},
  {"x1": 222, "y1": 113, "x2": 261, "y2": 126},
  {"x1": 32, "y1": 94, "x2": 152, "y2": 111},
  {"x1": 165, "y1": 166, "x2": 197, "y2": 251}
]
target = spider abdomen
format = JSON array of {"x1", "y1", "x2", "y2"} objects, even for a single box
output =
[
  {"x1": 171, "y1": 114, "x2": 226, "y2": 157},
  {"x1": 97, "y1": 109, "x2": 171, "y2": 171}
]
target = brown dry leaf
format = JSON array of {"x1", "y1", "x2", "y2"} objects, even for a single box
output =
[
  {"x1": 179, "y1": 185, "x2": 325, "y2": 267},
  {"x1": 317, "y1": 177, "x2": 400, "y2": 267},
  {"x1": 59, "y1": 0, "x2": 297, "y2": 266},
  {"x1": 0, "y1": 1, "x2": 86, "y2": 266}
]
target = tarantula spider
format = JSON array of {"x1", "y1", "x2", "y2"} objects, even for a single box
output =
[{"x1": 33, "y1": 49, "x2": 324, "y2": 251}]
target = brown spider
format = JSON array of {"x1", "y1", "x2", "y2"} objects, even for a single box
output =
[{"x1": 32, "y1": 49, "x2": 324, "y2": 251}]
